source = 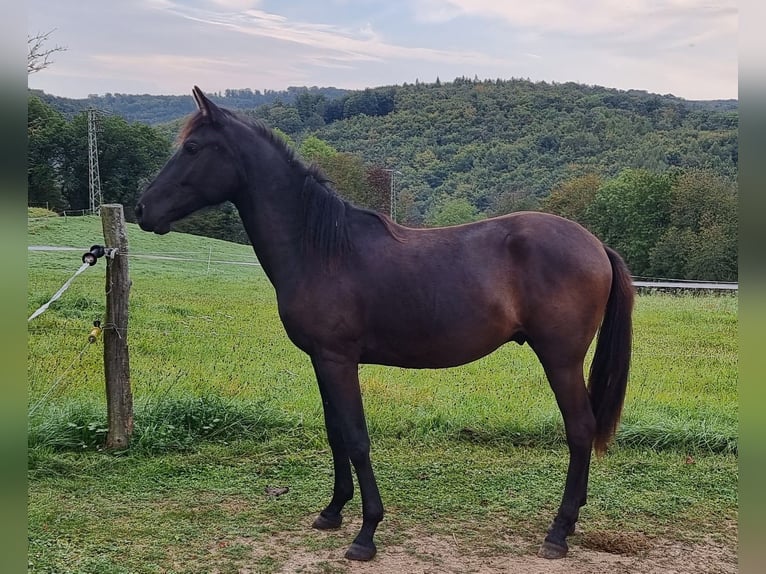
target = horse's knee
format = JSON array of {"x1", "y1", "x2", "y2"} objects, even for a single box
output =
[{"x1": 345, "y1": 439, "x2": 371, "y2": 466}]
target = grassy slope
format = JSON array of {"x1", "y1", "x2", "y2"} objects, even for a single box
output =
[{"x1": 27, "y1": 213, "x2": 738, "y2": 573}]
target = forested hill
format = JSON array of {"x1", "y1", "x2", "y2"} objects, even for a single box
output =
[
  {"x1": 31, "y1": 86, "x2": 349, "y2": 124},
  {"x1": 248, "y1": 78, "x2": 738, "y2": 218},
  {"x1": 34, "y1": 77, "x2": 738, "y2": 218}
]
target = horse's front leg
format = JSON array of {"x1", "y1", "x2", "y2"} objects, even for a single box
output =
[
  {"x1": 311, "y1": 355, "x2": 384, "y2": 561},
  {"x1": 311, "y1": 365, "x2": 354, "y2": 530}
]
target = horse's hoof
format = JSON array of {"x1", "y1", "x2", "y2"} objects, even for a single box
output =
[
  {"x1": 538, "y1": 540, "x2": 568, "y2": 559},
  {"x1": 312, "y1": 513, "x2": 342, "y2": 530},
  {"x1": 345, "y1": 542, "x2": 376, "y2": 561}
]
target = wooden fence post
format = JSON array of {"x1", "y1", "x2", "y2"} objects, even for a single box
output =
[{"x1": 101, "y1": 204, "x2": 134, "y2": 449}]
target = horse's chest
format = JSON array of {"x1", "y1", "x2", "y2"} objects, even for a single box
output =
[{"x1": 277, "y1": 293, "x2": 363, "y2": 356}]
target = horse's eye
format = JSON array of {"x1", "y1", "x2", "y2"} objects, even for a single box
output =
[{"x1": 183, "y1": 141, "x2": 199, "y2": 154}]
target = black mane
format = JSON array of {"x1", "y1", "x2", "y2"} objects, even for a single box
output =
[
  {"x1": 300, "y1": 172, "x2": 353, "y2": 261},
  {"x1": 180, "y1": 109, "x2": 402, "y2": 261}
]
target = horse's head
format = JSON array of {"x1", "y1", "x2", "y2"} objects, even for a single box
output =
[{"x1": 136, "y1": 86, "x2": 245, "y2": 234}]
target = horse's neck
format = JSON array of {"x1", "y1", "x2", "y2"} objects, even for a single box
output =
[{"x1": 234, "y1": 154, "x2": 309, "y2": 289}]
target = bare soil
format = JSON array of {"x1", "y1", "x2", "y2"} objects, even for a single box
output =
[{"x1": 214, "y1": 523, "x2": 737, "y2": 574}]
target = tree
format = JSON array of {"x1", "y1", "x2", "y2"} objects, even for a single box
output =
[
  {"x1": 252, "y1": 104, "x2": 303, "y2": 135},
  {"x1": 425, "y1": 197, "x2": 480, "y2": 227},
  {"x1": 172, "y1": 203, "x2": 249, "y2": 244},
  {"x1": 586, "y1": 169, "x2": 673, "y2": 275},
  {"x1": 648, "y1": 169, "x2": 737, "y2": 280},
  {"x1": 299, "y1": 135, "x2": 337, "y2": 165},
  {"x1": 96, "y1": 115, "x2": 173, "y2": 216},
  {"x1": 271, "y1": 128, "x2": 297, "y2": 150},
  {"x1": 321, "y1": 153, "x2": 368, "y2": 206},
  {"x1": 364, "y1": 166, "x2": 392, "y2": 215},
  {"x1": 540, "y1": 173, "x2": 602, "y2": 225},
  {"x1": 27, "y1": 96, "x2": 68, "y2": 209},
  {"x1": 28, "y1": 30, "x2": 67, "y2": 74},
  {"x1": 56, "y1": 110, "x2": 171, "y2": 216}
]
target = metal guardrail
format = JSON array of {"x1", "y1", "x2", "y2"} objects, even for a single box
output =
[{"x1": 632, "y1": 280, "x2": 738, "y2": 291}]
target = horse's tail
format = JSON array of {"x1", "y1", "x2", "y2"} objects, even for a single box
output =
[{"x1": 588, "y1": 246, "x2": 635, "y2": 455}]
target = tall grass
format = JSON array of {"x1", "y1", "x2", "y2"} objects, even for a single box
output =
[{"x1": 27, "y1": 214, "x2": 738, "y2": 455}]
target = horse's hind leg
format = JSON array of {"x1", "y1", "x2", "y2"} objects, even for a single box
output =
[{"x1": 536, "y1": 359, "x2": 596, "y2": 559}]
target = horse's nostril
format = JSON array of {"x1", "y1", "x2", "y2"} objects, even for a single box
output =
[{"x1": 135, "y1": 203, "x2": 143, "y2": 219}]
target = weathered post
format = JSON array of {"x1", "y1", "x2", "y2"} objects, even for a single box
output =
[{"x1": 100, "y1": 204, "x2": 133, "y2": 449}]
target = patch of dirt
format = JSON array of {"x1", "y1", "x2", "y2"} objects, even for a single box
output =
[{"x1": 213, "y1": 521, "x2": 737, "y2": 574}]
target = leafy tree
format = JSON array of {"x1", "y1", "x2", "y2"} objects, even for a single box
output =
[
  {"x1": 294, "y1": 93, "x2": 327, "y2": 130},
  {"x1": 647, "y1": 227, "x2": 697, "y2": 279},
  {"x1": 648, "y1": 169, "x2": 737, "y2": 280},
  {"x1": 364, "y1": 166, "x2": 392, "y2": 216},
  {"x1": 45, "y1": 106, "x2": 172, "y2": 217},
  {"x1": 251, "y1": 104, "x2": 303, "y2": 135},
  {"x1": 395, "y1": 187, "x2": 424, "y2": 227},
  {"x1": 299, "y1": 135, "x2": 337, "y2": 164},
  {"x1": 586, "y1": 169, "x2": 673, "y2": 275},
  {"x1": 685, "y1": 221, "x2": 737, "y2": 281},
  {"x1": 321, "y1": 153, "x2": 369, "y2": 206},
  {"x1": 171, "y1": 203, "x2": 249, "y2": 244},
  {"x1": 425, "y1": 197, "x2": 481, "y2": 227},
  {"x1": 27, "y1": 95, "x2": 68, "y2": 209},
  {"x1": 489, "y1": 189, "x2": 540, "y2": 216},
  {"x1": 540, "y1": 173, "x2": 602, "y2": 225},
  {"x1": 271, "y1": 128, "x2": 297, "y2": 150}
]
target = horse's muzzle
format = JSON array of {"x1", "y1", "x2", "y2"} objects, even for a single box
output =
[
  {"x1": 134, "y1": 201, "x2": 168, "y2": 233},
  {"x1": 134, "y1": 202, "x2": 153, "y2": 232}
]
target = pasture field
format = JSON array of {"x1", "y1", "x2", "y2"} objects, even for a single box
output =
[{"x1": 27, "y1": 214, "x2": 737, "y2": 573}]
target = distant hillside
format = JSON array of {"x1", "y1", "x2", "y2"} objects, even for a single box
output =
[
  {"x1": 31, "y1": 86, "x2": 349, "y2": 124},
  {"x1": 33, "y1": 77, "x2": 738, "y2": 225},
  {"x1": 252, "y1": 78, "x2": 737, "y2": 218}
]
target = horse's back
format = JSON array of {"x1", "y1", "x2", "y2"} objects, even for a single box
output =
[{"x1": 385, "y1": 211, "x2": 611, "y2": 297}]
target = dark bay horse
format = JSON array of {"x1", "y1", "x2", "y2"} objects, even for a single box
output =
[{"x1": 136, "y1": 87, "x2": 634, "y2": 561}]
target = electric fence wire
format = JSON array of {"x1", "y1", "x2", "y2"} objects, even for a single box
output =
[
  {"x1": 28, "y1": 262, "x2": 93, "y2": 322},
  {"x1": 28, "y1": 340, "x2": 94, "y2": 416}
]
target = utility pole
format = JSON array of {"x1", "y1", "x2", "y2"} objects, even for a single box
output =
[
  {"x1": 87, "y1": 108, "x2": 103, "y2": 215},
  {"x1": 383, "y1": 168, "x2": 402, "y2": 222}
]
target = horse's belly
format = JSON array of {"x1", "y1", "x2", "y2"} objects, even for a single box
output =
[{"x1": 359, "y1": 321, "x2": 515, "y2": 369}]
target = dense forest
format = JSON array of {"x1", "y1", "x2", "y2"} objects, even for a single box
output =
[
  {"x1": 29, "y1": 77, "x2": 738, "y2": 280},
  {"x1": 31, "y1": 86, "x2": 349, "y2": 125},
  {"x1": 247, "y1": 78, "x2": 737, "y2": 222}
]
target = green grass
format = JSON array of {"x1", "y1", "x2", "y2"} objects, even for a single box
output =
[
  {"x1": 28, "y1": 436, "x2": 737, "y2": 573},
  {"x1": 27, "y1": 216, "x2": 738, "y2": 453},
  {"x1": 27, "y1": 212, "x2": 738, "y2": 572}
]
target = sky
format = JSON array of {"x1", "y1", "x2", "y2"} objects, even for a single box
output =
[{"x1": 27, "y1": 0, "x2": 738, "y2": 101}]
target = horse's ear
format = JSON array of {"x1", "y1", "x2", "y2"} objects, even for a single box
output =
[{"x1": 192, "y1": 86, "x2": 223, "y2": 122}]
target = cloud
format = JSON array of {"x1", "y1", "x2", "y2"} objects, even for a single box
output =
[
  {"x1": 91, "y1": 53, "x2": 251, "y2": 74},
  {"x1": 147, "y1": 0, "x2": 507, "y2": 67},
  {"x1": 27, "y1": 0, "x2": 737, "y2": 99},
  {"x1": 208, "y1": 0, "x2": 263, "y2": 9},
  {"x1": 415, "y1": 0, "x2": 737, "y2": 46}
]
